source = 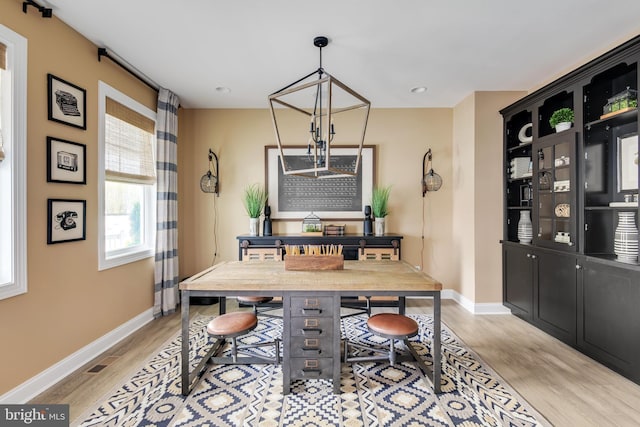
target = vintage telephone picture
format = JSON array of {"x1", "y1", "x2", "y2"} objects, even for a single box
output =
[
  {"x1": 47, "y1": 199, "x2": 86, "y2": 244},
  {"x1": 55, "y1": 210, "x2": 78, "y2": 230}
]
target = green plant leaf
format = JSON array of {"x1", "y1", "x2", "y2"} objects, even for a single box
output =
[
  {"x1": 371, "y1": 185, "x2": 391, "y2": 218},
  {"x1": 549, "y1": 108, "x2": 574, "y2": 128},
  {"x1": 242, "y1": 183, "x2": 268, "y2": 218}
]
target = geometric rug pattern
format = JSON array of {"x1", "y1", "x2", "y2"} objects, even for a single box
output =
[{"x1": 74, "y1": 314, "x2": 551, "y2": 426}]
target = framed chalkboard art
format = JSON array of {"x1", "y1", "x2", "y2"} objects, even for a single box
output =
[{"x1": 265, "y1": 145, "x2": 375, "y2": 220}]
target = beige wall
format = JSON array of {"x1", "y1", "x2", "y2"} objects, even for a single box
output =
[
  {"x1": 452, "y1": 94, "x2": 475, "y2": 298},
  {"x1": 474, "y1": 92, "x2": 527, "y2": 303},
  {"x1": 451, "y1": 92, "x2": 526, "y2": 305},
  {"x1": 177, "y1": 108, "x2": 456, "y2": 290},
  {"x1": 0, "y1": 1, "x2": 157, "y2": 395}
]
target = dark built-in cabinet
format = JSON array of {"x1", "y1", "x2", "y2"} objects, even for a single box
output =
[{"x1": 501, "y1": 35, "x2": 640, "y2": 384}]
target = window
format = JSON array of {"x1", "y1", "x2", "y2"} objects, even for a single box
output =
[
  {"x1": 0, "y1": 25, "x2": 27, "y2": 300},
  {"x1": 98, "y1": 81, "x2": 156, "y2": 270}
]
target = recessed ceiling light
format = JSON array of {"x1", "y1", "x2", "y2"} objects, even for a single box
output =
[
  {"x1": 215, "y1": 87, "x2": 231, "y2": 94},
  {"x1": 411, "y1": 86, "x2": 427, "y2": 94}
]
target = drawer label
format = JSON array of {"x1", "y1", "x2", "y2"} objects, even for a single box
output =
[
  {"x1": 304, "y1": 318, "x2": 319, "y2": 327},
  {"x1": 304, "y1": 298, "x2": 320, "y2": 307},
  {"x1": 304, "y1": 359, "x2": 319, "y2": 369},
  {"x1": 304, "y1": 338, "x2": 319, "y2": 348}
]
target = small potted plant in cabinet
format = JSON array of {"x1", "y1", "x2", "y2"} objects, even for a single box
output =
[{"x1": 549, "y1": 108, "x2": 574, "y2": 132}]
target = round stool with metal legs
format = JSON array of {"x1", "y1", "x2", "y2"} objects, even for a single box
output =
[
  {"x1": 207, "y1": 311, "x2": 280, "y2": 364},
  {"x1": 344, "y1": 313, "x2": 419, "y2": 366}
]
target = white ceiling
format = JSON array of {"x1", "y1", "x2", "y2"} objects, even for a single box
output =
[{"x1": 44, "y1": 0, "x2": 640, "y2": 109}]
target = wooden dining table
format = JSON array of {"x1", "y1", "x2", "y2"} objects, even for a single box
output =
[{"x1": 179, "y1": 260, "x2": 443, "y2": 395}]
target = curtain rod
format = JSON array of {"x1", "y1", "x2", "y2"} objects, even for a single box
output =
[
  {"x1": 22, "y1": 0, "x2": 52, "y2": 18},
  {"x1": 98, "y1": 47, "x2": 159, "y2": 92}
]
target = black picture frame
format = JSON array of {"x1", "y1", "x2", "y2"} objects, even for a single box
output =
[
  {"x1": 264, "y1": 145, "x2": 375, "y2": 220},
  {"x1": 47, "y1": 74, "x2": 87, "y2": 130},
  {"x1": 46, "y1": 137, "x2": 86, "y2": 184},
  {"x1": 47, "y1": 199, "x2": 86, "y2": 244}
]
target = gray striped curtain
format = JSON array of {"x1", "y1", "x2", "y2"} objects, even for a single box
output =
[{"x1": 154, "y1": 89, "x2": 180, "y2": 317}]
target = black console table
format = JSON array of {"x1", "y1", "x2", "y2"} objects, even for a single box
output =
[
  {"x1": 236, "y1": 234, "x2": 404, "y2": 311},
  {"x1": 236, "y1": 234, "x2": 403, "y2": 261}
]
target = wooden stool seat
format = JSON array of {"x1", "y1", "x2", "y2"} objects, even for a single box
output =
[
  {"x1": 367, "y1": 313, "x2": 419, "y2": 339},
  {"x1": 345, "y1": 313, "x2": 419, "y2": 367},
  {"x1": 237, "y1": 296, "x2": 274, "y2": 304},
  {"x1": 207, "y1": 312, "x2": 257, "y2": 338},
  {"x1": 206, "y1": 311, "x2": 280, "y2": 365}
]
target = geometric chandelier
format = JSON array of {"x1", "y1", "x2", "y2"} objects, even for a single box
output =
[{"x1": 268, "y1": 36, "x2": 371, "y2": 178}]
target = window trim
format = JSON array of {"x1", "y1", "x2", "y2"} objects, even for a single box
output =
[
  {"x1": 98, "y1": 81, "x2": 156, "y2": 271},
  {"x1": 0, "y1": 25, "x2": 27, "y2": 300}
]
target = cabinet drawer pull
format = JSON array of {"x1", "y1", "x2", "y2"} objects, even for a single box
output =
[
  {"x1": 302, "y1": 328, "x2": 322, "y2": 335},
  {"x1": 302, "y1": 308, "x2": 322, "y2": 314},
  {"x1": 302, "y1": 347, "x2": 322, "y2": 354}
]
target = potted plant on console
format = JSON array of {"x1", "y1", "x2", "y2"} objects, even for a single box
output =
[
  {"x1": 243, "y1": 183, "x2": 268, "y2": 236},
  {"x1": 549, "y1": 107, "x2": 574, "y2": 132},
  {"x1": 371, "y1": 185, "x2": 391, "y2": 236}
]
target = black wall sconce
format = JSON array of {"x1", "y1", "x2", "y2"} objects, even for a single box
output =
[
  {"x1": 200, "y1": 149, "x2": 219, "y2": 196},
  {"x1": 22, "y1": 0, "x2": 52, "y2": 18},
  {"x1": 422, "y1": 149, "x2": 443, "y2": 196}
]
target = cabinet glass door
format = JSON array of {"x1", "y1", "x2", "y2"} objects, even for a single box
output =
[{"x1": 534, "y1": 130, "x2": 577, "y2": 250}]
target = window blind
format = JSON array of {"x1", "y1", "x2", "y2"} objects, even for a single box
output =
[
  {"x1": 0, "y1": 42, "x2": 6, "y2": 70},
  {"x1": 105, "y1": 97, "x2": 156, "y2": 184}
]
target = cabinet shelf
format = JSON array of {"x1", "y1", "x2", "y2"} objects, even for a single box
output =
[
  {"x1": 507, "y1": 142, "x2": 532, "y2": 153},
  {"x1": 585, "y1": 108, "x2": 638, "y2": 130},
  {"x1": 507, "y1": 176, "x2": 532, "y2": 183},
  {"x1": 585, "y1": 204, "x2": 639, "y2": 210},
  {"x1": 539, "y1": 215, "x2": 572, "y2": 221}
]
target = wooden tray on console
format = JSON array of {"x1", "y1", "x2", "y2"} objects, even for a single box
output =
[{"x1": 284, "y1": 255, "x2": 344, "y2": 271}]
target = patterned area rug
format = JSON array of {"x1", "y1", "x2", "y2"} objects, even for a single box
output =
[{"x1": 74, "y1": 314, "x2": 551, "y2": 426}]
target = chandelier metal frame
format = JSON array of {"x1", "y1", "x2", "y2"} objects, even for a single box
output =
[{"x1": 268, "y1": 36, "x2": 371, "y2": 178}]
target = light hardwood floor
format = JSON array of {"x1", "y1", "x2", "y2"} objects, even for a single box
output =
[{"x1": 31, "y1": 299, "x2": 640, "y2": 426}]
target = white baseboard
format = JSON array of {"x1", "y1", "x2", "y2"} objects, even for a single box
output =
[
  {"x1": 441, "y1": 289, "x2": 511, "y2": 315},
  {"x1": 0, "y1": 308, "x2": 154, "y2": 404}
]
